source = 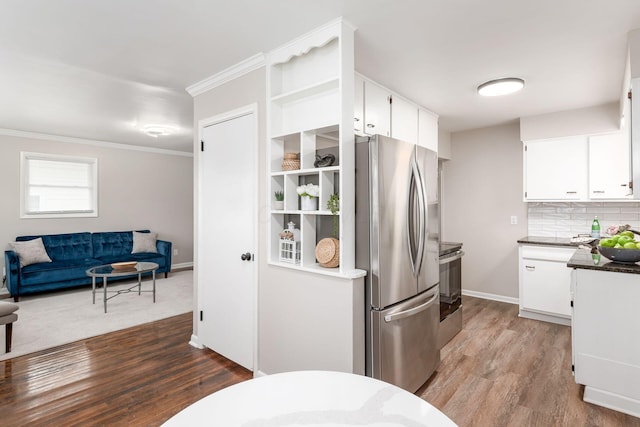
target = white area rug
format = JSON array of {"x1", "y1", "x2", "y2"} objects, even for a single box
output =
[{"x1": 0, "y1": 270, "x2": 193, "y2": 361}]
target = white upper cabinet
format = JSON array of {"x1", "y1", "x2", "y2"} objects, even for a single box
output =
[
  {"x1": 363, "y1": 80, "x2": 391, "y2": 137},
  {"x1": 524, "y1": 136, "x2": 588, "y2": 201},
  {"x1": 354, "y1": 74, "x2": 364, "y2": 134},
  {"x1": 357, "y1": 73, "x2": 438, "y2": 152},
  {"x1": 588, "y1": 132, "x2": 632, "y2": 199},
  {"x1": 418, "y1": 108, "x2": 438, "y2": 152},
  {"x1": 391, "y1": 95, "x2": 418, "y2": 144}
]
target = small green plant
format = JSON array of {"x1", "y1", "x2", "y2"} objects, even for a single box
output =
[
  {"x1": 327, "y1": 193, "x2": 339, "y2": 238},
  {"x1": 274, "y1": 190, "x2": 284, "y2": 201}
]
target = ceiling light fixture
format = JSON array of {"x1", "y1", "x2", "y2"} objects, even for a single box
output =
[
  {"x1": 477, "y1": 77, "x2": 525, "y2": 97},
  {"x1": 141, "y1": 125, "x2": 176, "y2": 138}
]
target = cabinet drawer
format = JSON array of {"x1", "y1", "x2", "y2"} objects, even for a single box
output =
[{"x1": 520, "y1": 246, "x2": 575, "y2": 262}]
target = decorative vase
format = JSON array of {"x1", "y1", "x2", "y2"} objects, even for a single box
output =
[
  {"x1": 300, "y1": 195, "x2": 318, "y2": 211},
  {"x1": 273, "y1": 200, "x2": 284, "y2": 210},
  {"x1": 315, "y1": 237, "x2": 340, "y2": 268}
]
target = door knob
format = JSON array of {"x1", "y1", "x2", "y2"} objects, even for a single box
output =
[{"x1": 240, "y1": 252, "x2": 252, "y2": 261}]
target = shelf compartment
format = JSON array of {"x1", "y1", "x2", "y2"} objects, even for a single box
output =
[
  {"x1": 271, "y1": 77, "x2": 339, "y2": 105},
  {"x1": 270, "y1": 38, "x2": 339, "y2": 97}
]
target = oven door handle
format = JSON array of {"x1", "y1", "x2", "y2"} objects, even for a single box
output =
[{"x1": 439, "y1": 250, "x2": 465, "y2": 265}]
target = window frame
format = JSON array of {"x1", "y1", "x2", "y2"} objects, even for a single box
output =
[{"x1": 20, "y1": 152, "x2": 99, "y2": 219}]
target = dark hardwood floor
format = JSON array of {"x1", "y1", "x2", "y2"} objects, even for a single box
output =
[
  {"x1": 1, "y1": 297, "x2": 639, "y2": 426},
  {"x1": 0, "y1": 313, "x2": 251, "y2": 426}
]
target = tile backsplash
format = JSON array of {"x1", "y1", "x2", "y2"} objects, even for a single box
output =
[{"x1": 528, "y1": 202, "x2": 640, "y2": 238}]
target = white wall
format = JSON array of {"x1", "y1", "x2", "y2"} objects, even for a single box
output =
[
  {"x1": 442, "y1": 123, "x2": 527, "y2": 300},
  {"x1": 520, "y1": 102, "x2": 619, "y2": 141},
  {"x1": 193, "y1": 66, "x2": 363, "y2": 376},
  {"x1": 0, "y1": 133, "x2": 194, "y2": 272}
]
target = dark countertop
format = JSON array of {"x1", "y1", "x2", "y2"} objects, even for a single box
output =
[
  {"x1": 517, "y1": 236, "x2": 577, "y2": 247},
  {"x1": 440, "y1": 241, "x2": 463, "y2": 257},
  {"x1": 568, "y1": 247, "x2": 640, "y2": 274}
]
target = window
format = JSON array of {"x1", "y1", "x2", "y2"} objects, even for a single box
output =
[{"x1": 20, "y1": 152, "x2": 98, "y2": 218}]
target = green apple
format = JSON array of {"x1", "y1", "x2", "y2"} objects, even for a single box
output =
[
  {"x1": 620, "y1": 231, "x2": 635, "y2": 239},
  {"x1": 618, "y1": 236, "x2": 633, "y2": 245},
  {"x1": 610, "y1": 235, "x2": 620, "y2": 243},
  {"x1": 623, "y1": 242, "x2": 638, "y2": 249},
  {"x1": 615, "y1": 243, "x2": 623, "y2": 248},
  {"x1": 599, "y1": 238, "x2": 616, "y2": 247}
]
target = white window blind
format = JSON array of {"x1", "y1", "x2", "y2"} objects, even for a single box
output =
[{"x1": 21, "y1": 152, "x2": 98, "y2": 218}]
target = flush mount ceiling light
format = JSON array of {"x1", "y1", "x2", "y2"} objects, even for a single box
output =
[
  {"x1": 141, "y1": 125, "x2": 176, "y2": 138},
  {"x1": 477, "y1": 78, "x2": 525, "y2": 97}
]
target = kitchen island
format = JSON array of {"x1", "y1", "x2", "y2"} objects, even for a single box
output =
[{"x1": 568, "y1": 248, "x2": 640, "y2": 418}]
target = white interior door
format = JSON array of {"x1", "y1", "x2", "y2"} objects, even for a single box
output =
[{"x1": 199, "y1": 109, "x2": 256, "y2": 371}]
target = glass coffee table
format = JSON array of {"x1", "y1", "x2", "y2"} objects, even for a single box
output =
[{"x1": 86, "y1": 262, "x2": 159, "y2": 313}]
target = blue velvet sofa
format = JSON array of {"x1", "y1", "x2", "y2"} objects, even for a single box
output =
[{"x1": 4, "y1": 230, "x2": 172, "y2": 301}]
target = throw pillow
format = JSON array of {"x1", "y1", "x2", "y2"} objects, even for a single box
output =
[
  {"x1": 10, "y1": 237, "x2": 52, "y2": 267},
  {"x1": 132, "y1": 231, "x2": 158, "y2": 254}
]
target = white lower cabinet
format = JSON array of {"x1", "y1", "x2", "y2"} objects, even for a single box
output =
[
  {"x1": 572, "y1": 268, "x2": 640, "y2": 417},
  {"x1": 518, "y1": 245, "x2": 574, "y2": 325}
]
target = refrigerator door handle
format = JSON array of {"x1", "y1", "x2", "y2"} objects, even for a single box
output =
[
  {"x1": 406, "y1": 164, "x2": 417, "y2": 275},
  {"x1": 384, "y1": 286, "x2": 439, "y2": 323},
  {"x1": 413, "y1": 157, "x2": 426, "y2": 276}
]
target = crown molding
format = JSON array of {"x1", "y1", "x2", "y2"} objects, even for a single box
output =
[
  {"x1": 186, "y1": 52, "x2": 266, "y2": 97},
  {"x1": 0, "y1": 128, "x2": 193, "y2": 157}
]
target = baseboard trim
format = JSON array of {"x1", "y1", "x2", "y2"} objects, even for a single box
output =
[
  {"x1": 189, "y1": 334, "x2": 203, "y2": 349},
  {"x1": 462, "y1": 289, "x2": 519, "y2": 305},
  {"x1": 519, "y1": 309, "x2": 571, "y2": 326},
  {"x1": 172, "y1": 262, "x2": 193, "y2": 270}
]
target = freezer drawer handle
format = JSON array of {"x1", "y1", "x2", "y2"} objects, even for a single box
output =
[{"x1": 384, "y1": 288, "x2": 438, "y2": 323}]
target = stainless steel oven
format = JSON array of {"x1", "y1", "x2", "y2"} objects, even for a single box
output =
[{"x1": 438, "y1": 243, "x2": 463, "y2": 348}]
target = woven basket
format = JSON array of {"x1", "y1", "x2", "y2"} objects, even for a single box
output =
[
  {"x1": 282, "y1": 159, "x2": 300, "y2": 171},
  {"x1": 315, "y1": 237, "x2": 340, "y2": 268},
  {"x1": 284, "y1": 152, "x2": 298, "y2": 160}
]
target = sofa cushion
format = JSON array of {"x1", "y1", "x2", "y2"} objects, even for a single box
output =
[
  {"x1": 17, "y1": 232, "x2": 93, "y2": 261},
  {"x1": 132, "y1": 231, "x2": 158, "y2": 254},
  {"x1": 21, "y1": 258, "x2": 103, "y2": 287},
  {"x1": 92, "y1": 231, "x2": 146, "y2": 258},
  {"x1": 9, "y1": 237, "x2": 52, "y2": 267}
]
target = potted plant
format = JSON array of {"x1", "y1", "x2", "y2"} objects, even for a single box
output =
[
  {"x1": 273, "y1": 190, "x2": 284, "y2": 210},
  {"x1": 315, "y1": 193, "x2": 340, "y2": 268},
  {"x1": 296, "y1": 183, "x2": 319, "y2": 210}
]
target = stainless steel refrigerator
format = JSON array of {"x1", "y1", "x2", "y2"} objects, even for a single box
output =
[{"x1": 355, "y1": 134, "x2": 440, "y2": 393}]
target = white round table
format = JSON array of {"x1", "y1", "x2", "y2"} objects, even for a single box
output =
[{"x1": 162, "y1": 370, "x2": 456, "y2": 426}]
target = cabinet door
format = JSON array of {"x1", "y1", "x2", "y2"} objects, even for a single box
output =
[
  {"x1": 589, "y1": 132, "x2": 631, "y2": 199},
  {"x1": 418, "y1": 108, "x2": 438, "y2": 152},
  {"x1": 363, "y1": 80, "x2": 390, "y2": 137},
  {"x1": 521, "y1": 258, "x2": 572, "y2": 317},
  {"x1": 391, "y1": 95, "x2": 418, "y2": 144},
  {"x1": 524, "y1": 137, "x2": 588, "y2": 200},
  {"x1": 354, "y1": 74, "x2": 364, "y2": 134}
]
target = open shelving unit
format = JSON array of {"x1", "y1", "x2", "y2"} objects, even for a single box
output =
[{"x1": 266, "y1": 18, "x2": 363, "y2": 278}]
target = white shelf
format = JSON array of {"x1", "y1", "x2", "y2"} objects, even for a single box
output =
[
  {"x1": 267, "y1": 18, "x2": 355, "y2": 275},
  {"x1": 271, "y1": 166, "x2": 340, "y2": 176},
  {"x1": 271, "y1": 209, "x2": 338, "y2": 215},
  {"x1": 268, "y1": 261, "x2": 366, "y2": 279},
  {"x1": 271, "y1": 77, "x2": 339, "y2": 105}
]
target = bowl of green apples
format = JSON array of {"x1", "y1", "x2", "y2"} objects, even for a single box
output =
[{"x1": 598, "y1": 231, "x2": 640, "y2": 264}]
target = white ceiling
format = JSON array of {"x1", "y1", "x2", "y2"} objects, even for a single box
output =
[{"x1": 2, "y1": 0, "x2": 640, "y2": 153}]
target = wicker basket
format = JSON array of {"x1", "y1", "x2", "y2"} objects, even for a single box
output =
[
  {"x1": 315, "y1": 237, "x2": 340, "y2": 268},
  {"x1": 284, "y1": 152, "x2": 298, "y2": 160},
  {"x1": 282, "y1": 159, "x2": 300, "y2": 171}
]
